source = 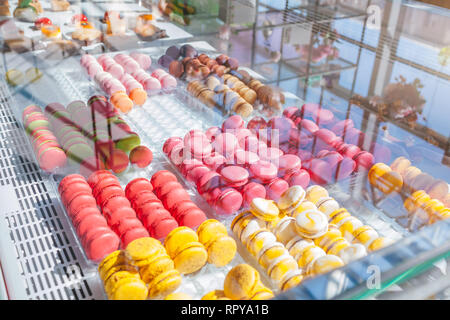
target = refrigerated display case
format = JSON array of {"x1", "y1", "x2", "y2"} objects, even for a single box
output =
[{"x1": 0, "y1": 0, "x2": 449, "y2": 300}]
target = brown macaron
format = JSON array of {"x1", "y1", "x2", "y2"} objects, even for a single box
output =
[{"x1": 169, "y1": 60, "x2": 184, "y2": 78}]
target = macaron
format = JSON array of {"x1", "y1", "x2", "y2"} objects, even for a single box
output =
[
  {"x1": 250, "y1": 198, "x2": 280, "y2": 222},
  {"x1": 220, "y1": 165, "x2": 249, "y2": 187},
  {"x1": 294, "y1": 209, "x2": 328, "y2": 239},
  {"x1": 147, "y1": 269, "x2": 182, "y2": 299},
  {"x1": 223, "y1": 264, "x2": 265, "y2": 300},
  {"x1": 214, "y1": 188, "x2": 243, "y2": 215},
  {"x1": 277, "y1": 185, "x2": 306, "y2": 216}
]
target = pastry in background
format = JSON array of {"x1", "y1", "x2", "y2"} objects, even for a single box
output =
[
  {"x1": 0, "y1": 5, "x2": 10, "y2": 16},
  {"x1": 51, "y1": 0, "x2": 70, "y2": 11},
  {"x1": 30, "y1": 0, "x2": 42, "y2": 14},
  {"x1": 105, "y1": 11, "x2": 127, "y2": 35},
  {"x1": 13, "y1": 0, "x2": 38, "y2": 22},
  {"x1": 41, "y1": 24, "x2": 61, "y2": 39},
  {"x1": 72, "y1": 26, "x2": 102, "y2": 46},
  {"x1": 135, "y1": 14, "x2": 163, "y2": 39},
  {"x1": 72, "y1": 21, "x2": 102, "y2": 46}
]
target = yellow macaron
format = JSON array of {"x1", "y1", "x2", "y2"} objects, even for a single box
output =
[
  {"x1": 285, "y1": 236, "x2": 315, "y2": 261},
  {"x1": 139, "y1": 253, "x2": 175, "y2": 283},
  {"x1": 297, "y1": 245, "x2": 326, "y2": 270},
  {"x1": 277, "y1": 185, "x2": 306, "y2": 216},
  {"x1": 368, "y1": 237, "x2": 394, "y2": 252},
  {"x1": 309, "y1": 255, "x2": 344, "y2": 276},
  {"x1": 125, "y1": 237, "x2": 164, "y2": 262},
  {"x1": 352, "y1": 225, "x2": 379, "y2": 248},
  {"x1": 109, "y1": 277, "x2": 148, "y2": 300},
  {"x1": 246, "y1": 228, "x2": 277, "y2": 257},
  {"x1": 201, "y1": 290, "x2": 230, "y2": 300},
  {"x1": 104, "y1": 270, "x2": 140, "y2": 297},
  {"x1": 250, "y1": 198, "x2": 280, "y2": 222},
  {"x1": 305, "y1": 185, "x2": 329, "y2": 204},
  {"x1": 164, "y1": 227, "x2": 199, "y2": 257},
  {"x1": 257, "y1": 241, "x2": 287, "y2": 270},
  {"x1": 294, "y1": 209, "x2": 328, "y2": 239},
  {"x1": 171, "y1": 241, "x2": 208, "y2": 274},
  {"x1": 292, "y1": 201, "x2": 317, "y2": 217},
  {"x1": 147, "y1": 269, "x2": 182, "y2": 299},
  {"x1": 280, "y1": 269, "x2": 304, "y2": 291},
  {"x1": 266, "y1": 253, "x2": 298, "y2": 283},
  {"x1": 223, "y1": 264, "x2": 262, "y2": 300},
  {"x1": 272, "y1": 216, "x2": 297, "y2": 245},
  {"x1": 197, "y1": 219, "x2": 227, "y2": 243},
  {"x1": 98, "y1": 250, "x2": 128, "y2": 281},
  {"x1": 164, "y1": 292, "x2": 193, "y2": 300}
]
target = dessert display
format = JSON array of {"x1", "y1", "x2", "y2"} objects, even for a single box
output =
[
  {"x1": 81, "y1": 53, "x2": 177, "y2": 112},
  {"x1": 0, "y1": 0, "x2": 448, "y2": 302}
]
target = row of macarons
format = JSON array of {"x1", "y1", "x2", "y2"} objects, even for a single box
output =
[
  {"x1": 58, "y1": 169, "x2": 211, "y2": 261},
  {"x1": 369, "y1": 161, "x2": 450, "y2": 226},
  {"x1": 230, "y1": 185, "x2": 394, "y2": 289},
  {"x1": 22, "y1": 99, "x2": 153, "y2": 174},
  {"x1": 81, "y1": 53, "x2": 176, "y2": 113},
  {"x1": 98, "y1": 218, "x2": 240, "y2": 300}
]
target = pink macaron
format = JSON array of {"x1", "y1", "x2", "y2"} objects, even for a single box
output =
[
  {"x1": 284, "y1": 168, "x2": 310, "y2": 188},
  {"x1": 265, "y1": 178, "x2": 289, "y2": 201},
  {"x1": 249, "y1": 160, "x2": 278, "y2": 183},
  {"x1": 241, "y1": 182, "x2": 266, "y2": 208},
  {"x1": 214, "y1": 188, "x2": 243, "y2": 215},
  {"x1": 220, "y1": 165, "x2": 249, "y2": 187}
]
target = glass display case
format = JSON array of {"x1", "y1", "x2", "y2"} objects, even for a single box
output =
[{"x1": 0, "y1": 0, "x2": 449, "y2": 300}]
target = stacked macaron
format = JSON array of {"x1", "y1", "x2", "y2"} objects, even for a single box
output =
[
  {"x1": 403, "y1": 190, "x2": 450, "y2": 225},
  {"x1": 231, "y1": 209, "x2": 301, "y2": 290},
  {"x1": 58, "y1": 174, "x2": 120, "y2": 261},
  {"x1": 150, "y1": 170, "x2": 207, "y2": 229},
  {"x1": 81, "y1": 54, "x2": 133, "y2": 112},
  {"x1": 222, "y1": 264, "x2": 274, "y2": 300},
  {"x1": 187, "y1": 80, "x2": 254, "y2": 117},
  {"x1": 281, "y1": 105, "x2": 393, "y2": 184},
  {"x1": 163, "y1": 115, "x2": 309, "y2": 215},
  {"x1": 196, "y1": 219, "x2": 237, "y2": 267},
  {"x1": 88, "y1": 170, "x2": 150, "y2": 248},
  {"x1": 22, "y1": 104, "x2": 67, "y2": 172},
  {"x1": 164, "y1": 226, "x2": 208, "y2": 274},
  {"x1": 368, "y1": 162, "x2": 404, "y2": 195},
  {"x1": 149, "y1": 68, "x2": 177, "y2": 91},
  {"x1": 124, "y1": 237, "x2": 182, "y2": 299},
  {"x1": 390, "y1": 156, "x2": 449, "y2": 203},
  {"x1": 46, "y1": 102, "x2": 96, "y2": 165},
  {"x1": 125, "y1": 176, "x2": 178, "y2": 239},
  {"x1": 97, "y1": 250, "x2": 148, "y2": 300}
]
